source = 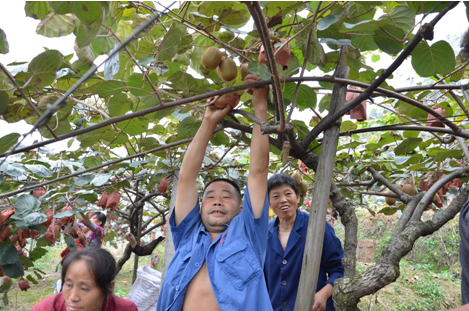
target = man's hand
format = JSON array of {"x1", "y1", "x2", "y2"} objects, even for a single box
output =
[
  {"x1": 244, "y1": 74, "x2": 268, "y2": 99},
  {"x1": 203, "y1": 98, "x2": 232, "y2": 125},
  {"x1": 125, "y1": 232, "x2": 138, "y2": 249}
]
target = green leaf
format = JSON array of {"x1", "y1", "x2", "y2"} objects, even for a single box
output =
[
  {"x1": 340, "y1": 19, "x2": 388, "y2": 32},
  {"x1": 2, "y1": 261, "x2": 24, "y2": 278},
  {"x1": 210, "y1": 131, "x2": 230, "y2": 146},
  {"x1": 25, "y1": 1, "x2": 51, "y2": 20},
  {"x1": 318, "y1": 94, "x2": 331, "y2": 112},
  {"x1": 26, "y1": 274, "x2": 38, "y2": 285},
  {"x1": 395, "y1": 101, "x2": 428, "y2": 120},
  {"x1": 71, "y1": 1, "x2": 103, "y2": 24},
  {"x1": 0, "y1": 92, "x2": 8, "y2": 115},
  {"x1": 54, "y1": 210, "x2": 75, "y2": 218},
  {"x1": 373, "y1": 25, "x2": 404, "y2": 55},
  {"x1": 74, "y1": 174, "x2": 95, "y2": 186},
  {"x1": 167, "y1": 72, "x2": 198, "y2": 93},
  {"x1": 75, "y1": 20, "x2": 101, "y2": 48},
  {"x1": 13, "y1": 194, "x2": 40, "y2": 217},
  {"x1": 0, "y1": 133, "x2": 20, "y2": 154},
  {"x1": 0, "y1": 245, "x2": 19, "y2": 265},
  {"x1": 75, "y1": 43, "x2": 95, "y2": 65},
  {"x1": 139, "y1": 137, "x2": 159, "y2": 150},
  {"x1": 22, "y1": 212, "x2": 48, "y2": 226},
  {"x1": 83, "y1": 156, "x2": 103, "y2": 169},
  {"x1": 0, "y1": 29, "x2": 9, "y2": 54},
  {"x1": 178, "y1": 116, "x2": 202, "y2": 138},
  {"x1": 340, "y1": 120, "x2": 358, "y2": 132},
  {"x1": 394, "y1": 138, "x2": 422, "y2": 155},
  {"x1": 434, "y1": 150, "x2": 463, "y2": 163},
  {"x1": 28, "y1": 50, "x2": 63, "y2": 87},
  {"x1": 317, "y1": 14, "x2": 340, "y2": 31},
  {"x1": 24, "y1": 164, "x2": 53, "y2": 178},
  {"x1": 108, "y1": 94, "x2": 132, "y2": 117},
  {"x1": 90, "y1": 172, "x2": 112, "y2": 187},
  {"x1": 127, "y1": 73, "x2": 157, "y2": 96},
  {"x1": 247, "y1": 62, "x2": 271, "y2": 80},
  {"x1": 411, "y1": 41, "x2": 456, "y2": 77},
  {"x1": 48, "y1": 1, "x2": 72, "y2": 14},
  {"x1": 386, "y1": 5, "x2": 414, "y2": 33},
  {"x1": 36, "y1": 12, "x2": 75, "y2": 38},
  {"x1": 118, "y1": 117, "x2": 149, "y2": 136},
  {"x1": 65, "y1": 234, "x2": 78, "y2": 252},
  {"x1": 218, "y1": 6, "x2": 249, "y2": 26},
  {"x1": 307, "y1": 31, "x2": 326, "y2": 67},
  {"x1": 283, "y1": 83, "x2": 317, "y2": 110},
  {"x1": 157, "y1": 33, "x2": 181, "y2": 62},
  {"x1": 97, "y1": 81, "x2": 126, "y2": 98}
]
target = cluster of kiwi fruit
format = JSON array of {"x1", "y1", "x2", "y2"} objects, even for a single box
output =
[
  {"x1": 292, "y1": 171, "x2": 309, "y2": 196},
  {"x1": 384, "y1": 179, "x2": 415, "y2": 205},
  {"x1": 201, "y1": 47, "x2": 251, "y2": 82}
]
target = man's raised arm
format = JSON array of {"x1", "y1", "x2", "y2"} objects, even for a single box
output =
[
  {"x1": 174, "y1": 104, "x2": 232, "y2": 226},
  {"x1": 245, "y1": 74, "x2": 269, "y2": 218}
]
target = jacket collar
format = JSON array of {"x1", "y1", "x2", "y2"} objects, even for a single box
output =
[{"x1": 268, "y1": 210, "x2": 306, "y2": 257}]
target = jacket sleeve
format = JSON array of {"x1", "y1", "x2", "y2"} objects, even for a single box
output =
[
  {"x1": 321, "y1": 222, "x2": 345, "y2": 287},
  {"x1": 132, "y1": 236, "x2": 165, "y2": 256}
]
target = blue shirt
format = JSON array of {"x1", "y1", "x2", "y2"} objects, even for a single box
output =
[
  {"x1": 157, "y1": 186, "x2": 273, "y2": 311},
  {"x1": 264, "y1": 210, "x2": 344, "y2": 311}
]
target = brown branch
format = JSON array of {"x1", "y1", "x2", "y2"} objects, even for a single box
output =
[
  {"x1": 246, "y1": 1, "x2": 286, "y2": 133},
  {"x1": 367, "y1": 166, "x2": 412, "y2": 204}
]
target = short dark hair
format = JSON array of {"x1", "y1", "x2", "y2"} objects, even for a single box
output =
[
  {"x1": 61, "y1": 247, "x2": 115, "y2": 298},
  {"x1": 92, "y1": 211, "x2": 107, "y2": 227},
  {"x1": 268, "y1": 173, "x2": 299, "y2": 196},
  {"x1": 203, "y1": 178, "x2": 242, "y2": 204}
]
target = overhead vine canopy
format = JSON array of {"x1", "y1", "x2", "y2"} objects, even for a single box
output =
[{"x1": 0, "y1": 1, "x2": 468, "y2": 309}]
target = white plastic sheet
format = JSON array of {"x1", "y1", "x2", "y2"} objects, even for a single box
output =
[{"x1": 127, "y1": 265, "x2": 162, "y2": 311}]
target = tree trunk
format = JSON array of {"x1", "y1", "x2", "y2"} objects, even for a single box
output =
[
  {"x1": 294, "y1": 58, "x2": 349, "y2": 311},
  {"x1": 333, "y1": 185, "x2": 469, "y2": 310},
  {"x1": 132, "y1": 206, "x2": 143, "y2": 284},
  {"x1": 161, "y1": 171, "x2": 178, "y2": 282},
  {"x1": 116, "y1": 243, "x2": 133, "y2": 274}
]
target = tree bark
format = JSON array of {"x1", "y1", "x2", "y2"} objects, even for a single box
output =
[
  {"x1": 116, "y1": 243, "x2": 133, "y2": 274},
  {"x1": 294, "y1": 58, "x2": 349, "y2": 311},
  {"x1": 333, "y1": 185, "x2": 469, "y2": 310}
]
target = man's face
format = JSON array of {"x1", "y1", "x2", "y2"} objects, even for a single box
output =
[
  {"x1": 201, "y1": 181, "x2": 242, "y2": 233},
  {"x1": 269, "y1": 184, "x2": 300, "y2": 219}
]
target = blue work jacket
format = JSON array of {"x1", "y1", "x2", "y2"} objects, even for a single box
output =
[
  {"x1": 157, "y1": 186, "x2": 273, "y2": 311},
  {"x1": 264, "y1": 210, "x2": 344, "y2": 311}
]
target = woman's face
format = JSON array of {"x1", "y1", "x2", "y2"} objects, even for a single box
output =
[
  {"x1": 62, "y1": 260, "x2": 109, "y2": 311},
  {"x1": 268, "y1": 184, "x2": 300, "y2": 220},
  {"x1": 90, "y1": 215, "x2": 102, "y2": 226}
]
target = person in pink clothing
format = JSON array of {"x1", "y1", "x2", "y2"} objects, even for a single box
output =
[
  {"x1": 78, "y1": 212, "x2": 106, "y2": 248},
  {"x1": 32, "y1": 248, "x2": 137, "y2": 311}
]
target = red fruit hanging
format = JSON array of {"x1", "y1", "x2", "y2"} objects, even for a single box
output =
[
  {"x1": 0, "y1": 207, "x2": 15, "y2": 226},
  {"x1": 97, "y1": 191, "x2": 109, "y2": 208},
  {"x1": 41, "y1": 208, "x2": 54, "y2": 228},
  {"x1": 0, "y1": 225, "x2": 11, "y2": 242},
  {"x1": 18, "y1": 277, "x2": 30, "y2": 291},
  {"x1": 345, "y1": 86, "x2": 367, "y2": 121},
  {"x1": 45, "y1": 220, "x2": 61, "y2": 244},
  {"x1": 158, "y1": 178, "x2": 170, "y2": 195},
  {"x1": 32, "y1": 187, "x2": 46, "y2": 197},
  {"x1": 0, "y1": 265, "x2": 3, "y2": 277},
  {"x1": 426, "y1": 105, "x2": 445, "y2": 128},
  {"x1": 60, "y1": 204, "x2": 75, "y2": 227},
  {"x1": 106, "y1": 191, "x2": 121, "y2": 211}
]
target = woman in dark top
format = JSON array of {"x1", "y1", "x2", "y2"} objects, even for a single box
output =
[{"x1": 125, "y1": 224, "x2": 166, "y2": 271}]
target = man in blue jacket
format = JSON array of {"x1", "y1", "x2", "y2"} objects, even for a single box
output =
[
  {"x1": 264, "y1": 173, "x2": 344, "y2": 311},
  {"x1": 157, "y1": 74, "x2": 272, "y2": 311}
]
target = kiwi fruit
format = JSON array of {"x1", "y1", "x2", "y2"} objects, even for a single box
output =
[
  {"x1": 38, "y1": 95, "x2": 60, "y2": 111},
  {"x1": 201, "y1": 47, "x2": 222, "y2": 70},
  {"x1": 299, "y1": 180, "x2": 308, "y2": 195},
  {"x1": 217, "y1": 57, "x2": 237, "y2": 81},
  {"x1": 292, "y1": 171, "x2": 302, "y2": 185},
  {"x1": 241, "y1": 63, "x2": 250, "y2": 80},
  {"x1": 213, "y1": 94, "x2": 230, "y2": 109},
  {"x1": 402, "y1": 184, "x2": 415, "y2": 195},
  {"x1": 384, "y1": 190, "x2": 397, "y2": 205}
]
